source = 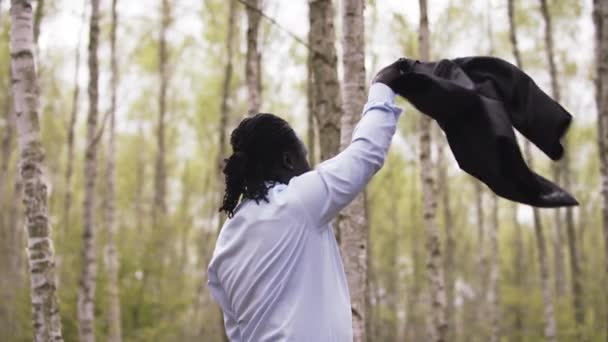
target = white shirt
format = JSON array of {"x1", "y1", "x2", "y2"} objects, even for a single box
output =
[{"x1": 207, "y1": 83, "x2": 402, "y2": 342}]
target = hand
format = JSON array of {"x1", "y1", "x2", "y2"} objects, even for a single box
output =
[{"x1": 371, "y1": 59, "x2": 407, "y2": 91}]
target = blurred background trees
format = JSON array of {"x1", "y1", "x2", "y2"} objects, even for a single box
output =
[{"x1": 0, "y1": 0, "x2": 606, "y2": 341}]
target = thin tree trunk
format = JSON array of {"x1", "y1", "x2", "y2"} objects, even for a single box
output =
[
  {"x1": 33, "y1": 0, "x2": 43, "y2": 42},
  {"x1": 485, "y1": 8, "x2": 501, "y2": 341},
  {"x1": 215, "y1": 1, "x2": 237, "y2": 340},
  {"x1": 508, "y1": 1, "x2": 557, "y2": 340},
  {"x1": 135, "y1": 122, "x2": 144, "y2": 233},
  {"x1": 418, "y1": 1, "x2": 447, "y2": 341},
  {"x1": 154, "y1": 0, "x2": 169, "y2": 227},
  {"x1": 78, "y1": 0, "x2": 100, "y2": 340},
  {"x1": 0, "y1": 86, "x2": 12, "y2": 226},
  {"x1": 245, "y1": 0, "x2": 261, "y2": 115},
  {"x1": 64, "y1": 1, "x2": 86, "y2": 229},
  {"x1": 473, "y1": 180, "x2": 488, "y2": 338},
  {"x1": 437, "y1": 133, "x2": 455, "y2": 342},
  {"x1": 487, "y1": 195, "x2": 500, "y2": 342},
  {"x1": 105, "y1": 0, "x2": 122, "y2": 340},
  {"x1": 592, "y1": 1, "x2": 608, "y2": 340},
  {"x1": 306, "y1": 27, "x2": 316, "y2": 166},
  {"x1": 338, "y1": 0, "x2": 368, "y2": 340},
  {"x1": 308, "y1": 0, "x2": 342, "y2": 163},
  {"x1": 527, "y1": 143, "x2": 558, "y2": 342},
  {"x1": 539, "y1": 1, "x2": 585, "y2": 339},
  {"x1": 507, "y1": 3, "x2": 525, "y2": 342},
  {"x1": 511, "y1": 203, "x2": 525, "y2": 342},
  {"x1": 9, "y1": 0, "x2": 64, "y2": 340}
]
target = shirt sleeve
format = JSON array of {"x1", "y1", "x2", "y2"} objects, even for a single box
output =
[{"x1": 289, "y1": 83, "x2": 402, "y2": 227}]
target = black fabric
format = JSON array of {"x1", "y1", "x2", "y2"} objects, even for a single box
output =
[{"x1": 394, "y1": 56, "x2": 578, "y2": 208}]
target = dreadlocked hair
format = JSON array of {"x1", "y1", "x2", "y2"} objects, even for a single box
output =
[{"x1": 219, "y1": 113, "x2": 300, "y2": 218}]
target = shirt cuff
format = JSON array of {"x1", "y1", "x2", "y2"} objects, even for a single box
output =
[{"x1": 368, "y1": 83, "x2": 396, "y2": 103}]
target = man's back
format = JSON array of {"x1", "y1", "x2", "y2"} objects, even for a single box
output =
[
  {"x1": 208, "y1": 82, "x2": 402, "y2": 341},
  {"x1": 208, "y1": 182, "x2": 352, "y2": 341}
]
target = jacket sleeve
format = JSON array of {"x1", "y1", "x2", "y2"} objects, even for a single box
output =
[{"x1": 287, "y1": 83, "x2": 402, "y2": 227}]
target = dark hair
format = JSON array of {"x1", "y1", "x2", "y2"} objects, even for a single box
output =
[{"x1": 219, "y1": 113, "x2": 300, "y2": 218}]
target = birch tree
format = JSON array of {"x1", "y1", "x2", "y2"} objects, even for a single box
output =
[
  {"x1": 539, "y1": 1, "x2": 585, "y2": 340},
  {"x1": 592, "y1": 1, "x2": 608, "y2": 339},
  {"x1": 9, "y1": 0, "x2": 63, "y2": 340},
  {"x1": 339, "y1": 0, "x2": 368, "y2": 340},
  {"x1": 473, "y1": 181, "x2": 488, "y2": 337},
  {"x1": 217, "y1": 2, "x2": 238, "y2": 340},
  {"x1": 507, "y1": 3, "x2": 557, "y2": 341},
  {"x1": 437, "y1": 140, "x2": 455, "y2": 341},
  {"x1": 485, "y1": 7, "x2": 501, "y2": 341},
  {"x1": 64, "y1": 1, "x2": 86, "y2": 228},
  {"x1": 245, "y1": 0, "x2": 262, "y2": 115},
  {"x1": 487, "y1": 195, "x2": 500, "y2": 342},
  {"x1": 154, "y1": 0, "x2": 169, "y2": 227},
  {"x1": 308, "y1": 0, "x2": 342, "y2": 163},
  {"x1": 78, "y1": 0, "x2": 100, "y2": 340},
  {"x1": 104, "y1": 0, "x2": 122, "y2": 340},
  {"x1": 418, "y1": 1, "x2": 447, "y2": 340}
]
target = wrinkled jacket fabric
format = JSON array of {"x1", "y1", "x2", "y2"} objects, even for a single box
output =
[{"x1": 395, "y1": 56, "x2": 578, "y2": 207}]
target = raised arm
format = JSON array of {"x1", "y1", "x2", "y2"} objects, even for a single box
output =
[{"x1": 288, "y1": 80, "x2": 402, "y2": 227}]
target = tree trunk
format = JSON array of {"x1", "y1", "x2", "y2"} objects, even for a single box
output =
[
  {"x1": 539, "y1": 1, "x2": 585, "y2": 339},
  {"x1": 508, "y1": 1, "x2": 557, "y2": 340},
  {"x1": 473, "y1": 180, "x2": 488, "y2": 338},
  {"x1": 338, "y1": 0, "x2": 368, "y2": 340},
  {"x1": 105, "y1": 0, "x2": 122, "y2": 340},
  {"x1": 308, "y1": 0, "x2": 342, "y2": 163},
  {"x1": 64, "y1": 1, "x2": 86, "y2": 229},
  {"x1": 0, "y1": 84, "x2": 12, "y2": 227},
  {"x1": 245, "y1": 0, "x2": 261, "y2": 115},
  {"x1": 527, "y1": 144, "x2": 558, "y2": 342},
  {"x1": 592, "y1": 1, "x2": 608, "y2": 340},
  {"x1": 135, "y1": 122, "x2": 144, "y2": 233},
  {"x1": 9, "y1": 0, "x2": 64, "y2": 340},
  {"x1": 78, "y1": 0, "x2": 100, "y2": 340},
  {"x1": 33, "y1": 0, "x2": 43, "y2": 42},
  {"x1": 487, "y1": 195, "x2": 500, "y2": 342},
  {"x1": 485, "y1": 10, "x2": 501, "y2": 341},
  {"x1": 437, "y1": 133, "x2": 455, "y2": 341},
  {"x1": 418, "y1": 1, "x2": 447, "y2": 341},
  {"x1": 154, "y1": 0, "x2": 169, "y2": 227},
  {"x1": 306, "y1": 26, "x2": 316, "y2": 166},
  {"x1": 215, "y1": 1, "x2": 237, "y2": 340},
  {"x1": 511, "y1": 203, "x2": 525, "y2": 342}
]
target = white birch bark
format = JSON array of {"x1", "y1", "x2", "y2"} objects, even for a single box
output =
[
  {"x1": 418, "y1": 1, "x2": 447, "y2": 340},
  {"x1": 78, "y1": 0, "x2": 100, "y2": 340},
  {"x1": 487, "y1": 195, "x2": 500, "y2": 342},
  {"x1": 308, "y1": 0, "x2": 342, "y2": 163},
  {"x1": 245, "y1": 0, "x2": 262, "y2": 115},
  {"x1": 339, "y1": 0, "x2": 368, "y2": 340},
  {"x1": 105, "y1": 0, "x2": 122, "y2": 340},
  {"x1": 9, "y1": 0, "x2": 64, "y2": 340},
  {"x1": 473, "y1": 180, "x2": 488, "y2": 338}
]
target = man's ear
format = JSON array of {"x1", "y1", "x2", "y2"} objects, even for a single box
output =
[{"x1": 282, "y1": 151, "x2": 294, "y2": 170}]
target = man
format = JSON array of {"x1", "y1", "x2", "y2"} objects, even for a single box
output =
[{"x1": 207, "y1": 61, "x2": 404, "y2": 341}]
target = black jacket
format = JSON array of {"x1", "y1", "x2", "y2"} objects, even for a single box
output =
[{"x1": 394, "y1": 56, "x2": 578, "y2": 207}]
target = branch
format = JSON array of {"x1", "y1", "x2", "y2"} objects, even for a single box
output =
[{"x1": 235, "y1": 0, "x2": 332, "y2": 66}]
